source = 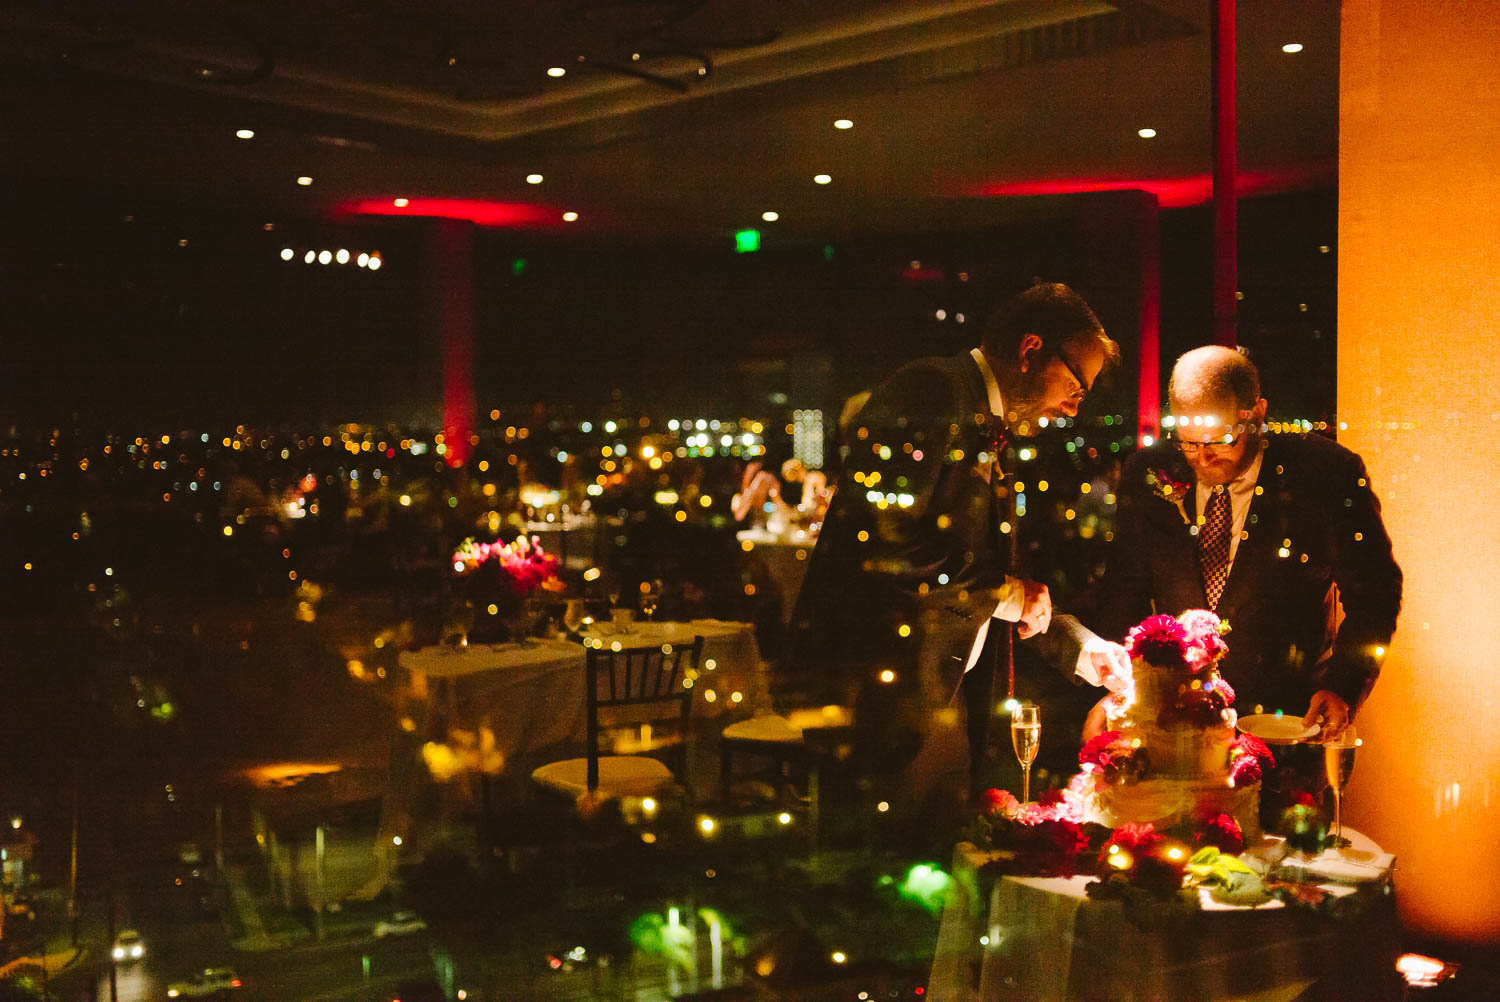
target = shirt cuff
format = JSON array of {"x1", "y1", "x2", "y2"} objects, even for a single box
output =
[
  {"x1": 991, "y1": 576, "x2": 1024, "y2": 622},
  {"x1": 1074, "y1": 634, "x2": 1110, "y2": 686}
]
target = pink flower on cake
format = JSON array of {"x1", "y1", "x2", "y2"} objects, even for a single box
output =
[
  {"x1": 1228, "y1": 753, "x2": 1262, "y2": 787},
  {"x1": 1079, "y1": 729, "x2": 1146, "y2": 783},
  {"x1": 1125, "y1": 614, "x2": 1189, "y2": 667},
  {"x1": 1178, "y1": 609, "x2": 1230, "y2": 671}
]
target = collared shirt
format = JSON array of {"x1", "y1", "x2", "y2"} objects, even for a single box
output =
[
  {"x1": 1195, "y1": 444, "x2": 1266, "y2": 570},
  {"x1": 969, "y1": 347, "x2": 1006, "y2": 418}
]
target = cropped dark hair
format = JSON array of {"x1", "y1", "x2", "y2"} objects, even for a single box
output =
[{"x1": 982, "y1": 281, "x2": 1119, "y2": 372}]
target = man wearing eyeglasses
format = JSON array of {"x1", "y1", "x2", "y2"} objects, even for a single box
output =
[
  {"x1": 788, "y1": 281, "x2": 1130, "y2": 810},
  {"x1": 1091, "y1": 346, "x2": 1402, "y2": 744}
]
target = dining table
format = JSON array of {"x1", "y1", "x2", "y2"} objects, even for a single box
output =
[
  {"x1": 735, "y1": 526, "x2": 817, "y2": 625},
  {"x1": 398, "y1": 618, "x2": 767, "y2": 764},
  {"x1": 928, "y1": 828, "x2": 1401, "y2": 1002}
]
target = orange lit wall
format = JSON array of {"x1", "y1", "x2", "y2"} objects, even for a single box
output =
[{"x1": 1339, "y1": 1, "x2": 1500, "y2": 944}]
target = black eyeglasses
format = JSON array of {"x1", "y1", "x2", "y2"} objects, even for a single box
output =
[{"x1": 1052, "y1": 352, "x2": 1090, "y2": 402}]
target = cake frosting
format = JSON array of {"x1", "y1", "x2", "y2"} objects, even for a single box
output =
[{"x1": 1083, "y1": 610, "x2": 1262, "y2": 840}]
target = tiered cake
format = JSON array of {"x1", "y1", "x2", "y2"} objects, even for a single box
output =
[{"x1": 1084, "y1": 610, "x2": 1262, "y2": 840}]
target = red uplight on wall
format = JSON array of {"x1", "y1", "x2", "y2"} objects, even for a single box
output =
[
  {"x1": 335, "y1": 198, "x2": 561, "y2": 228},
  {"x1": 972, "y1": 168, "x2": 1330, "y2": 209}
]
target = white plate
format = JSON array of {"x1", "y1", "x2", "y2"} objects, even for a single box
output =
[{"x1": 1237, "y1": 713, "x2": 1320, "y2": 745}]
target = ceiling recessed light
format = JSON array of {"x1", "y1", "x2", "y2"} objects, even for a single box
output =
[
  {"x1": 834, "y1": 119, "x2": 853, "y2": 130},
  {"x1": 393, "y1": 197, "x2": 409, "y2": 207},
  {"x1": 280, "y1": 248, "x2": 294, "y2": 261},
  {"x1": 1282, "y1": 42, "x2": 1304, "y2": 53},
  {"x1": 547, "y1": 66, "x2": 566, "y2": 78},
  {"x1": 761, "y1": 211, "x2": 779, "y2": 222},
  {"x1": 813, "y1": 174, "x2": 832, "y2": 185},
  {"x1": 296, "y1": 176, "x2": 313, "y2": 186},
  {"x1": 336, "y1": 249, "x2": 350, "y2": 264},
  {"x1": 235, "y1": 129, "x2": 255, "y2": 140},
  {"x1": 526, "y1": 174, "x2": 544, "y2": 185},
  {"x1": 562, "y1": 211, "x2": 579, "y2": 222},
  {"x1": 318, "y1": 250, "x2": 332, "y2": 265},
  {"x1": 1137, "y1": 127, "x2": 1157, "y2": 139}
]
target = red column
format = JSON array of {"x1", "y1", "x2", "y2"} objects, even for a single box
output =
[
  {"x1": 1211, "y1": 0, "x2": 1238, "y2": 347},
  {"x1": 1074, "y1": 191, "x2": 1162, "y2": 444},
  {"x1": 424, "y1": 220, "x2": 476, "y2": 466}
]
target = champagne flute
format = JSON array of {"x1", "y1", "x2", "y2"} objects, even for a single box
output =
[
  {"x1": 1011, "y1": 702, "x2": 1041, "y2": 804},
  {"x1": 1323, "y1": 726, "x2": 1360, "y2": 845}
]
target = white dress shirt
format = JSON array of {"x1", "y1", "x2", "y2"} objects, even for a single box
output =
[{"x1": 1194, "y1": 444, "x2": 1266, "y2": 571}]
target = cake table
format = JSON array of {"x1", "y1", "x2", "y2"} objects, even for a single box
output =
[{"x1": 929, "y1": 829, "x2": 1401, "y2": 1002}]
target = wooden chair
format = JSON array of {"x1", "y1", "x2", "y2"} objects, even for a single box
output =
[{"x1": 531, "y1": 636, "x2": 704, "y2": 802}]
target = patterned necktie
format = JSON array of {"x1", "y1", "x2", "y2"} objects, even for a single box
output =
[{"x1": 1198, "y1": 485, "x2": 1232, "y2": 609}]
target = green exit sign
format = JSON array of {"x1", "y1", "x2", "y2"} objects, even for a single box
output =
[{"x1": 734, "y1": 229, "x2": 761, "y2": 253}]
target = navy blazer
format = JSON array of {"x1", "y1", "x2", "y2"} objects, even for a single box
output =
[{"x1": 1095, "y1": 434, "x2": 1402, "y2": 715}]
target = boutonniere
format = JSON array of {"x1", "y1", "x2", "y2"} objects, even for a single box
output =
[{"x1": 1146, "y1": 468, "x2": 1192, "y2": 524}]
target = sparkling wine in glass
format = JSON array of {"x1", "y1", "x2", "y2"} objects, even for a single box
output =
[
  {"x1": 1324, "y1": 727, "x2": 1359, "y2": 843},
  {"x1": 1011, "y1": 702, "x2": 1041, "y2": 804}
]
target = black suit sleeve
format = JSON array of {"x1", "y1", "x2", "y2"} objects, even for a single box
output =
[
  {"x1": 1314, "y1": 448, "x2": 1403, "y2": 709},
  {"x1": 848, "y1": 362, "x2": 1009, "y2": 620},
  {"x1": 1090, "y1": 451, "x2": 1165, "y2": 643}
]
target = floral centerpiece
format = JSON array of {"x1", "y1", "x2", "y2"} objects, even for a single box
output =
[{"x1": 452, "y1": 535, "x2": 564, "y2": 641}]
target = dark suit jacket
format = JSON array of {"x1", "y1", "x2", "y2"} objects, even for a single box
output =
[
  {"x1": 1095, "y1": 434, "x2": 1402, "y2": 716},
  {"x1": 789, "y1": 352, "x2": 1086, "y2": 703}
]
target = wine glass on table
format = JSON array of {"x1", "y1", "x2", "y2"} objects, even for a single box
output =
[
  {"x1": 1011, "y1": 702, "x2": 1041, "y2": 804},
  {"x1": 1323, "y1": 726, "x2": 1360, "y2": 845}
]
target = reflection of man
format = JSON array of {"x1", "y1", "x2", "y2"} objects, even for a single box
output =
[
  {"x1": 1093, "y1": 347, "x2": 1402, "y2": 739},
  {"x1": 789, "y1": 281, "x2": 1127, "y2": 804}
]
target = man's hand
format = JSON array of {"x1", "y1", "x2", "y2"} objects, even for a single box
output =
[
  {"x1": 1304, "y1": 690, "x2": 1351, "y2": 740},
  {"x1": 1016, "y1": 579, "x2": 1051, "y2": 638},
  {"x1": 1079, "y1": 639, "x2": 1132, "y2": 692}
]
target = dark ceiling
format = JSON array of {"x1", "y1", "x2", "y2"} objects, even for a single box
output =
[{"x1": 0, "y1": 0, "x2": 1339, "y2": 244}]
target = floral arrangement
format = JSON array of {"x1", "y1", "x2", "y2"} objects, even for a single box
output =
[
  {"x1": 1228, "y1": 733, "x2": 1275, "y2": 788},
  {"x1": 1078, "y1": 730, "x2": 1148, "y2": 784},
  {"x1": 1145, "y1": 467, "x2": 1192, "y2": 524},
  {"x1": 1113, "y1": 609, "x2": 1238, "y2": 728},
  {"x1": 453, "y1": 535, "x2": 563, "y2": 598},
  {"x1": 966, "y1": 782, "x2": 1107, "y2": 878}
]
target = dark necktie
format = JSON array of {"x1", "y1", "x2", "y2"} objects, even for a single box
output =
[{"x1": 1198, "y1": 485, "x2": 1232, "y2": 609}]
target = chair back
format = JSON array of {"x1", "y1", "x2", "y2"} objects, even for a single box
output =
[{"x1": 584, "y1": 636, "x2": 703, "y2": 791}]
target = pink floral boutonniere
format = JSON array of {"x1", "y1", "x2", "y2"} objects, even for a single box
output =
[{"x1": 1145, "y1": 468, "x2": 1192, "y2": 524}]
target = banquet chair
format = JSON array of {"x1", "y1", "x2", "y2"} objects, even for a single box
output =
[
  {"x1": 720, "y1": 705, "x2": 853, "y2": 850},
  {"x1": 530, "y1": 636, "x2": 704, "y2": 804}
]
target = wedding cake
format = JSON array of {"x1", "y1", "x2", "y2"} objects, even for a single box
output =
[{"x1": 1082, "y1": 610, "x2": 1263, "y2": 840}]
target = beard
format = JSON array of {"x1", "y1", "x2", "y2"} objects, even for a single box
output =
[{"x1": 1005, "y1": 370, "x2": 1049, "y2": 427}]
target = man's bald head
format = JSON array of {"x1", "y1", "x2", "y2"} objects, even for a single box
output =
[{"x1": 1169, "y1": 346, "x2": 1261, "y2": 414}]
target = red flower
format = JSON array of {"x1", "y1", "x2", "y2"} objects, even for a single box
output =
[
  {"x1": 1193, "y1": 812, "x2": 1245, "y2": 855},
  {"x1": 1178, "y1": 609, "x2": 1229, "y2": 671},
  {"x1": 1125, "y1": 614, "x2": 1189, "y2": 668},
  {"x1": 1228, "y1": 753, "x2": 1262, "y2": 787},
  {"x1": 1288, "y1": 790, "x2": 1317, "y2": 808},
  {"x1": 982, "y1": 788, "x2": 1020, "y2": 817},
  {"x1": 1231, "y1": 733, "x2": 1275, "y2": 769}
]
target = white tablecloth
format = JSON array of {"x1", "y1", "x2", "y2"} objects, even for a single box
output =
[
  {"x1": 929, "y1": 830, "x2": 1400, "y2": 1002},
  {"x1": 399, "y1": 620, "x2": 765, "y2": 762}
]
